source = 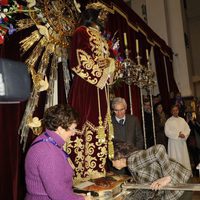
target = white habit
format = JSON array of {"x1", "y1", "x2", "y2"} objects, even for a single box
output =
[{"x1": 165, "y1": 116, "x2": 191, "y2": 171}]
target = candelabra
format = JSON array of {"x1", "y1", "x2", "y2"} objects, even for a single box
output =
[
  {"x1": 135, "y1": 50, "x2": 148, "y2": 149},
  {"x1": 121, "y1": 35, "x2": 157, "y2": 149},
  {"x1": 121, "y1": 48, "x2": 137, "y2": 115},
  {"x1": 134, "y1": 47, "x2": 156, "y2": 149}
]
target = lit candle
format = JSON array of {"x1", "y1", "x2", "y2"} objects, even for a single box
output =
[
  {"x1": 136, "y1": 39, "x2": 139, "y2": 53},
  {"x1": 123, "y1": 32, "x2": 127, "y2": 47},
  {"x1": 146, "y1": 49, "x2": 149, "y2": 60}
]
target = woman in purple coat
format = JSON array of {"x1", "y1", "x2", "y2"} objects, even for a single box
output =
[{"x1": 25, "y1": 104, "x2": 93, "y2": 200}]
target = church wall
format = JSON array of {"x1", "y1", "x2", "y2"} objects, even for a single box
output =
[
  {"x1": 186, "y1": 0, "x2": 200, "y2": 98},
  {"x1": 128, "y1": 0, "x2": 194, "y2": 97}
]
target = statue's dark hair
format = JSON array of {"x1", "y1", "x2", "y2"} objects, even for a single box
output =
[{"x1": 79, "y1": 9, "x2": 101, "y2": 27}]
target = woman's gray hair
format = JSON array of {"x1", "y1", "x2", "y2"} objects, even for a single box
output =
[{"x1": 111, "y1": 97, "x2": 127, "y2": 110}]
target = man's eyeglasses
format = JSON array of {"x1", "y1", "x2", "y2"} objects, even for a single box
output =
[{"x1": 114, "y1": 108, "x2": 125, "y2": 112}]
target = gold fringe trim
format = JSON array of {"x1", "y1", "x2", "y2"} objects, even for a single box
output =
[{"x1": 20, "y1": 30, "x2": 41, "y2": 52}]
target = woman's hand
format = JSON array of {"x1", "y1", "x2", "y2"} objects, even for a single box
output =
[
  {"x1": 112, "y1": 158, "x2": 127, "y2": 170},
  {"x1": 150, "y1": 176, "x2": 171, "y2": 191},
  {"x1": 78, "y1": 193, "x2": 94, "y2": 200},
  {"x1": 84, "y1": 195, "x2": 94, "y2": 200}
]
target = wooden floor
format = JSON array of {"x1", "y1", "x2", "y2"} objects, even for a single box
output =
[
  {"x1": 191, "y1": 176, "x2": 200, "y2": 200},
  {"x1": 193, "y1": 191, "x2": 200, "y2": 200}
]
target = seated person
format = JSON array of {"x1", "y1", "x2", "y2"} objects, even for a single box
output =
[{"x1": 111, "y1": 140, "x2": 192, "y2": 200}]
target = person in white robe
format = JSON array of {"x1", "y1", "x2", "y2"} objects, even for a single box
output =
[{"x1": 165, "y1": 105, "x2": 191, "y2": 171}]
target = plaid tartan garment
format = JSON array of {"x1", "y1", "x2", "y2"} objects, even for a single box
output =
[{"x1": 127, "y1": 144, "x2": 192, "y2": 200}]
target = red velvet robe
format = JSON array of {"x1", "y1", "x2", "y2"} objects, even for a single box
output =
[
  {"x1": 68, "y1": 26, "x2": 116, "y2": 180},
  {"x1": 69, "y1": 26, "x2": 115, "y2": 130}
]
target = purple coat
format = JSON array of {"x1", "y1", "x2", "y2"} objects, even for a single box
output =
[{"x1": 25, "y1": 129, "x2": 84, "y2": 200}]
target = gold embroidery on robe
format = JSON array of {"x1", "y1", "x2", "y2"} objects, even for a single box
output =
[
  {"x1": 67, "y1": 118, "x2": 108, "y2": 184},
  {"x1": 72, "y1": 27, "x2": 115, "y2": 89}
]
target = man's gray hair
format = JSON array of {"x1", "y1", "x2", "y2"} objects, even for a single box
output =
[{"x1": 111, "y1": 97, "x2": 127, "y2": 110}]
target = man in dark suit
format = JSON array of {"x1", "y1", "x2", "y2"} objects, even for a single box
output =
[
  {"x1": 108, "y1": 97, "x2": 144, "y2": 175},
  {"x1": 111, "y1": 97, "x2": 144, "y2": 150}
]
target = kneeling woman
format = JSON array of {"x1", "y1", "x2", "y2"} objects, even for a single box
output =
[{"x1": 112, "y1": 141, "x2": 192, "y2": 200}]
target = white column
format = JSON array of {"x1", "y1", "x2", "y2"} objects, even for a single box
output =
[
  {"x1": 186, "y1": 1, "x2": 200, "y2": 97},
  {"x1": 146, "y1": 0, "x2": 169, "y2": 43},
  {"x1": 129, "y1": 0, "x2": 193, "y2": 96},
  {"x1": 165, "y1": 0, "x2": 193, "y2": 96}
]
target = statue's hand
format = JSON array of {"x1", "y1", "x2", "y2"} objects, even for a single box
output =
[{"x1": 97, "y1": 58, "x2": 109, "y2": 68}]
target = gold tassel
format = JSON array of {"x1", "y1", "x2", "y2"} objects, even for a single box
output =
[
  {"x1": 104, "y1": 85, "x2": 115, "y2": 159},
  {"x1": 105, "y1": 85, "x2": 114, "y2": 140},
  {"x1": 108, "y1": 140, "x2": 114, "y2": 160},
  {"x1": 97, "y1": 88, "x2": 105, "y2": 143},
  {"x1": 109, "y1": 122, "x2": 114, "y2": 139},
  {"x1": 98, "y1": 116, "x2": 105, "y2": 143},
  {"x1": 107, "y1": 113, "x2": 114, "y2": 140}
]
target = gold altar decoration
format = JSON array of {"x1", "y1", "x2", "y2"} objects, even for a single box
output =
[
  {"x1": 27, "y1": 116, "x2": 43, "y2": 135},
  {"x1": 17, "y1": 0, "x2": 80, "y2": 150},
  {"x1": 17, "y1": 0, "x2": 116, "y2": 181}
]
